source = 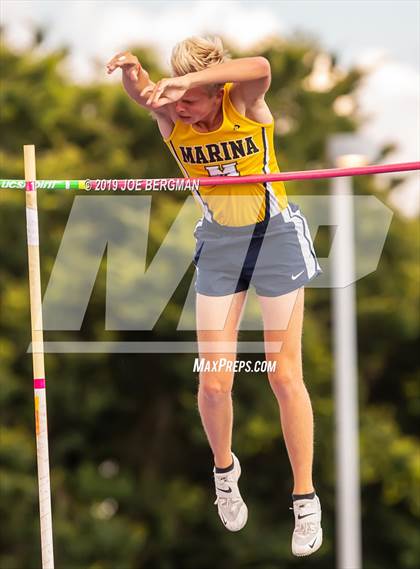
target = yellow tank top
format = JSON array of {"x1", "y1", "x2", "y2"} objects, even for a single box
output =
[{"x1": 163, "y1": 82, "x2": 288, "y2": 227}]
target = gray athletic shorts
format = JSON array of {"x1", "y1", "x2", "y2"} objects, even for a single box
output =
[{"x1": 192, "y1": 202, "x2": 323, "y2": 297}]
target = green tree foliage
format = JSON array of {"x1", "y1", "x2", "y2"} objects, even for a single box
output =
[{"x1": 0, "y1": 30, "x2": 419, "y2": 569}]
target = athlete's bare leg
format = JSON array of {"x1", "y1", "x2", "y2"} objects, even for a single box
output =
[
  {"x1": 196, "y1": 291, "x2": 248, "y2": 468},
  {"x1": 258, "y1": 287, "x2": 315, "y2": 494}
]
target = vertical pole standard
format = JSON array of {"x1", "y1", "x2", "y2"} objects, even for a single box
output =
[
  {"x1": 331, "y1": 176, "x2": 362, "y2": 569},
  {"x1": 24, "y1": 145, "x2": 55, "y2": 569}
]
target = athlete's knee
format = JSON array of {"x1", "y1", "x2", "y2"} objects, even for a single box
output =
[
  {"x1": 267, "y1": 357, "x2": 303, "y2": 396},
  {"x1": 198, "y1": 372, "x2": 234, "y2": 401}
]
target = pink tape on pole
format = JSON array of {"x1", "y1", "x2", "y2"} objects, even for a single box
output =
[
  {"x1": 33, "y1": 378, "x2": 46, "y2": 389},
  {"x1": 25, "y1": 181, "x2": 35, "y2": 192}
]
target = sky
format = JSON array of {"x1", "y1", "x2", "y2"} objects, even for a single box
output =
[{"x1": 1, "y1": 0, "x2": 419, "y2": 216}]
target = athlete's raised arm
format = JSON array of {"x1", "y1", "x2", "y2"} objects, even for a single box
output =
[
  {"x1": 106, "y1": 51, "x2": 154, "y2": 107},
  {"x1": 106, "y1": 51, "x2": 175, "y2": 137},
  {"x1": 143, "y1": 56, "x2": 271, "y2": 108}
]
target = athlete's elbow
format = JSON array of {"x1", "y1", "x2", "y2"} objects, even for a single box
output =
[{"x1": 255, "y1": 57, "x2": 271, "y2": 78}]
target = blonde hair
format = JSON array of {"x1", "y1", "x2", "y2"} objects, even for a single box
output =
[{"x1": 170, "y1": 36, "x2": 230, "y2": 94}]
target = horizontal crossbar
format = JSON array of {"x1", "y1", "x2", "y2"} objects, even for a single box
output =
[{"x1": 1, "y1": 161, "x2": 418, "y2": 191}]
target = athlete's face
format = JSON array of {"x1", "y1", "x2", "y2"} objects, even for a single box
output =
[{"x1": 174, "y1": 86, "x2": 224, "y2": 125}]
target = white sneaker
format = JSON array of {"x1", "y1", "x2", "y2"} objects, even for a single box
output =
[
  {"x1": 213, "y1": 452, "x2": 248, "y2": 531},
  {"x1": 291, "y1": 494, "x2": 323, "y2": 556}
]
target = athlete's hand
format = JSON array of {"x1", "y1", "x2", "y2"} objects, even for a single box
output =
[
  {"x1": 106, "y1": 51, "x2": 141, "y2": 82},
  {"x1": 141, "y1": 76, "x2": 191, "y2": 108}
]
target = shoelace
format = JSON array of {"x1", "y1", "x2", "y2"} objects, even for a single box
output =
[
  {"x1": 290, "y1": 505, "x2": 319, "y2": 535},
  {"x1": 214, "y1": 496, "x2": 242, "y2": 507},
  {"x1": 294, "y1": 520, "x2": 318, "y2": 535}
]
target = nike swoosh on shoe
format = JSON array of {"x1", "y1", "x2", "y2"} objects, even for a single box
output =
[
  {"x1": 220, "y1": 513, "x2": 228, "y2": 526},
  {"x1": 297, "y1": 512, "x2": 316, "y2": 519},
  {"x1": 216, "y1": 487, "x2": 232, "y2": 493}
]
